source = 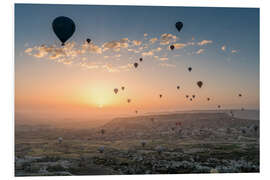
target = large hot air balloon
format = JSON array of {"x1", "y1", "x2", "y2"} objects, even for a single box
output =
[
  {"x1": 52, "y1": 16, "x2": 75, "y2": 46},
  {"x1": 188, "y1": 67, "x2": 192, "y2": 72},
  {"x1": 134, "y1": 62, "x2": 138, "y2": 68},
  {"x1": 170, "y1": 45, "x2": 175, "y2": 50},
  {"x1": 121, "y1": 86, "x2": 125, "y2": 91},
  {"x1": 139, "y1": 58, "x2": 143, "y2": 62},
  {"x1": 114, "y1": 88, "x2": 118, "y2": 94},
  {"x1": 175, "y1": 21, "x2": 183, "y2": 32},
  {"x1": 177, "y1": 86, "x2": 180, "y2": 90},
  {"x1": 86, "y1": 38, "x2": 91, "y2": 44},
  {"x1": 197, "y1": 81, "x2": 203, "y2": 88}
]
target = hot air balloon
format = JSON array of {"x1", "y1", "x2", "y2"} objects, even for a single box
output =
[
  {"x1": 127, "y1": 99, "x2": 131, "y2": 103},
  {"x1": 175, "y1": 21, "x2": 183, "y2": 32},
  {"x1": 238, "y1": 93, "x2": 242, "y2": 97},
  {"x1": 135, "y1": 110, "x2": 138, "y2": 114},
  {"x1": 207, "y1": 97, "x2": 210, "y2": 101},
  {"x1": 197, "y1": 81, "x2": 203, "y2": 88},
  {"x1": 159, "y1": 94, "x2": 163, "y2": 98},
  {"x1": 190, "y1": 98, "x2": 193, "y2": 101},
  {"x1": 186, "y1": 95, "x2": 189, "y2": 98},
  {"x1": 114, "y1": 88, "x2": 118, "y2": 94},
  {"x1": 141, "y1": 141, "x2": 146, "y2": 147},
  {"x1": 177, "y1": 86, "x2": 180, "y2": 90},
  {"x1": 192, "y1": 95, "x2": 196, "y2": 98},
  {"x1": 188, "y1": 67, "x2": 192, "y2": 72},
  {"x1": 86, "y1": 38, "x2": 91, "y2": 44},
  {"x1": 170, "y1": 45, "x2": 175, "y2": 50},
  {"x1": 98, "y1": 146, "x2": 104, "y2": 153},
  {"x1": 241, "y1": 107, "x2": 245, "y2": 111},
  {"x1": 155, "y1": 145, "x2": 164, "y2": 155},
  {"x1": 134, "y1": 62, "x2": 138, "y2": 68},
  {"x1": 52, "y1": 16, "x2": 75, "y2": 46},
  {"x1": 217, "y1": 105, "x2": 221, "y2": 109},
  {"x1": 58, "y1": 137, "x2": 63, "y2": 144},
  {"x1": 139, "y1": 58, "x2": 143, "y2": 62},
  {"x1": 121, "y1": 86, "x2": 125, "y2": 91},
  {"x1": 101, "y1": 129, "x2": 105, "y2": 135}
]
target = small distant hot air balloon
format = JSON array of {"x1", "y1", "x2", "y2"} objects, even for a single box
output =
[
  {"x1": 217, "y1": 105, "x2": 221, "y2": 109},
  {"x1": 177, "y1": 86, "x2": 180, "y2": 90},
  {"x1": 135, "y1": 110, "x2": 138, "y2": 114},
  {"x1": 238, "y1": 93, "x2": 242, "y2": 97},
  {"x1": 98, "y1": 146, "x2": 104, "y2": 153},
  {"x1": 155, "y1": 145, "x2": 164, "y2": 155},
  {"x1": 159, "y1": 94, "x2": 163, "y2": 98},
  {"x1": 58, "y1": 137, "x2": 63, "y2": 144},
  {"x1": 207, "y1": 97, "x2": 210, "y2": 101},
  {"x1": 139, "y1": 58, "x2": 143, "y2": 62},
  {"x1": 197, "y1": 81, "x2": 203, "y2": 88},
  {"x1": 241, "y1": 107, "x2": 245, "y2": 111},
  {"x1": 141, "y1": 141, "x2": 146, "y2": 147},
  {"x1": 121, "y1": 86, "x2": 125, "y2": 91},
  {"x1": 127, "y1": 99, "x2": 131, "y2": 103},
  {"x1": 186, "y1": 95, "x2": 189, "y2": 98},
  {"x1": 188, "y1": 67, "x2": 192, "y2": 72},
  {"x1": 52, "y1": 16, "x2": 76, "y2": 46},
  {"x1": 101, "y1": 129, "x2": 105, "y2": 135},
  {"x1": 190, "y1": 98, "x2": 193, "y2": 101},
  {"x1": 114, "y1": 88, "x2": 118, "y2": 94},
  {"x1": 86, "y1": 38, "x2": 91, "y2": 44},
  {"x1": 134, "y1": 62, "x2": 138, "y2": 68},
  {"x1": 170, "y1": 45, "x2": 175, "y2": 50},
  {"x1": 192, "y1": 95, "x2": 196, "y2": 98},
  {"x1": 175, "y1": 21, "x2": 183, "y2": 32}
]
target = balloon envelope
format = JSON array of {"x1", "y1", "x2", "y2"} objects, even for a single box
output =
[
  {"x1": 52, "y1": 16, "x2": 75, "y2": 46},
  {"x1": 86, "y1": 38, "x2": 91, "y2": 43},
  {"x1": 114, "y1": 88, "x2": 118, "y2": 94},
  {"x1": 175, "y1": 21, "x2": 183, "y2": 32},
  {"x1": 134, "y1": 63, "x2": 138, "y2": 68},
  {"x1": 170, "y1": 45, "x2": 175, "y2": 50},
  {"x1": 197, "y1": 81, "x2": 203, "y2": 88},
  {"x1": 188, "y1": 67, "x2": 192, "y2": 72}
]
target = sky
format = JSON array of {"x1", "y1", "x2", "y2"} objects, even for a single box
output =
[{"x1": 15, "y1": 4, "x2": 259, "y2": 120}]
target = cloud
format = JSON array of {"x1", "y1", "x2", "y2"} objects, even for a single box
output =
[
  {"x1": 142, "y1": 51, "x2": 154, "y2": 56},
  {"x1": 221, "y1": 45, "x2": 226, "y2": 51},
  {"x1": 132, "y1": 40, "x2": 142, "y2": 46},
  {"x1": 198, "y1": 40, "x2": 213, "y2": 46},
  {"x1": 24, "y1": 48, "x2": 33, "y2": 54},
  {"x1": 153, "y1": 47, "x2": 162, "y2": 52},
  {"x1": 149, "y1": 37, "x2": 158, "y2": 44},
  {"x1": 173, "y1": 43, "x2": 187, "y2": 49},
  {"x1": 102, "y1": 39, "x2": 129, "y2": 52},
  {"x1": 80, "y1": 62, "x2": 99, "y2": 69},
  {"x1": 160, "y1": 33, "x2": 178, "y2": 45},
  {"x1": 102, "y1": 64, "x2": 119, "y2": 72},
  {"x1": 196, "y1": 49, "x2": 205, "y2": 54},
  {"x1": 159, "y1": 57, "x2": 168, "y2": 61},
  {"x1": 231, "y1": 49, "x2": 237, "y2": 54},
  {"x1": 159, "y1": 63, "x2": 176, "y2": 68}
]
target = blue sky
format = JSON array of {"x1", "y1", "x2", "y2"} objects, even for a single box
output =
[{"x1": 15, "y1": 4, "x2": 259, "y2": 118}]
